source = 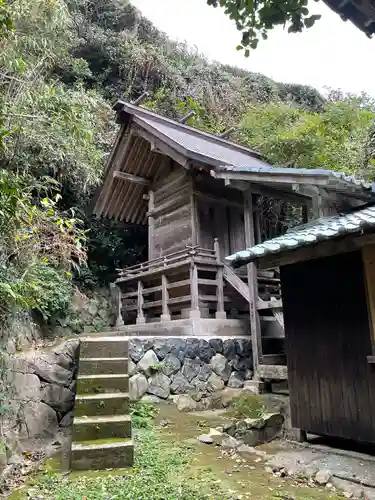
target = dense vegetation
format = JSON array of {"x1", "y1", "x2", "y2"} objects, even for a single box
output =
[{"x1": 0, "y1": 0, "x2": 374, "y2": 324}]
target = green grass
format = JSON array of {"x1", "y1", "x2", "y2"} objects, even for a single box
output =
[{"x1": 14, "y1": 429, "x2": 227, "y2": 499}]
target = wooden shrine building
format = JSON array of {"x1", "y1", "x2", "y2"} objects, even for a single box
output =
[
  {"x1": 227, "y1": 206, "x2": 375, "y2": 444},
  {"x1": 94, "y1": 99, "x2": 374, "y2": 388}
]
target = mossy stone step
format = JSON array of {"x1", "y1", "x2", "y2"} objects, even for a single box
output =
[
  {"x1": 71, "y1": 439, "x2": 133, "y2": 471},
  {"x1": 75, "y1": 392, "x2": 130, "y2": 417},
  {"x1": 79, "y1": 357, "x2": 128, "y2": 376},
  {"x1": 77, "y1": 374, "x2": 129, "y2": 395},
  {"x1": 80, "y1": 337, "x2": 128, "y2": 358},
  {"x1": 73, "y1": 414, "x2": 131, "y2": 442}
]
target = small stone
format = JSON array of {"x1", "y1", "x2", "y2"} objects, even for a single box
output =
[
  {"x1": 130, "y1": 373, "x2": 148, "y2": 401},
  {"x1": 343, "y1": 492, "x2": 353, "y2": 499},
  {"x1": 170, "y1": 373, "x2": 193, "y2": 394},
  {"x1": 129, "y1": 339, "x2": 144, "y2": 363},
  {"x1": 315, "y1": 470, "x2": 332, "y2": 486},
  {"x1": 148, "y1": 373, "x2": 171, "y2": 399},
  {"x1": 174, "y1": 394, "x2": 198, "y2": 412},
  {"x1": 264, "y1": 466, "x2": 274, "y2": 474},
  {"x1": 153, "y1": 339, "x2": 170, "y2": 360},
  {"x1": 237, "y1": 444, "x2": 257, "y2": 455},
  {"x1": 162, "y1": 354, "x2": 181, "y2": 377},
  {"x1": 207, "y1": 372, "x2": 225, "y2": 392},
  {"x1": 198, "y1": 340, "x2": 214, "y2": 362},
  {"x1": 221, "y1": 436, "x2": 241, "y2": 449},
  {"x1": 210, "y1": 354, "x2": 231, "y2": 382},
  {"x1": 228, "y1": 372, "x2": 244, "y2": 388},
  {"x1": 209, "y1": 338, "x2": 223, "y2": 353},
  {"x1": 138, "y1": 350, "x2": 159, "y2": 376},
  {"x1": 208, "y1": 428, "x2": 224, "y2": 445},
  {"x1": 197, "y1": 434, "x2": 213, "y2": 444},
  {"x1": 181, "y1": 358, "x2": 201, "y2": 382},
  {"x1": 220, "y1": 388, "x2": 241, "y2": 407}
]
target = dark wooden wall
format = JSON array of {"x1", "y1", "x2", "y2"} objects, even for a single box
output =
[
  {"x1": 151, "y1": 167, "x2": 194, "y2": 257},
  {"x1": 195, "y1": 174, "x2": 246, "y2": 258},
  {"x1": 281, "y1": 251, "x2": 375, "y2": 443}
]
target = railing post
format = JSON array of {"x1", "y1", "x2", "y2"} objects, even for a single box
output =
[
  {"x1": 215, "y1": 267, "x2": 226, "y2": 319},
  {"x1": 214, "y1": 237, "x2": 221, "y2": 263},
  {"x1": 189, "y1": 262, "x2": 201, "y2": 319},
  {"x1": 136, "y1": 280, "x2": 146, "y2": 325},
  {"x1": 110, "y1": 283, "x2": 125, "y2": 328},
  {"x1": 161, "y1": 274, "x2": 171, "y2": 322}
]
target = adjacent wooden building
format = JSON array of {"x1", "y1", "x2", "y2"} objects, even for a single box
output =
[
  {"x1": 227, "y1": 206, "x2": 375, "y2": 443},
  {"x1": 94, "y1": 99, "x2": 373, "y2": 389}
]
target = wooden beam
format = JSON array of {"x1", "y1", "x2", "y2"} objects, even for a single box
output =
[
  {"x1": 258, "y1": 232, "x2": 375, "y2": 270},
  {"x1": 179, "y1": 111, "x2": 195, "y2": 123},
  {"x1": 362, "y1": 244, "x2": 375, "y2": 352},
  {"x1": 213, "y1": 170, "x2": 333, "y2": 187},
  {"x1": 113, "y1": 170, "x2": 150, "y2": 186},
  {"x1": 132, "y1": 92, "x2": 149, "y2": 105},
  {"x1": 244, "y1": 190, "x2": 263, "y2": 372},
  {"x1": 257, "y1": 364, "x2": 288, "y2": 380}
]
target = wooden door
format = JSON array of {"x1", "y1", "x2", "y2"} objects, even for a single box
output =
[{"x1": 281, "y1": 251, "x2": 375, "y2": 443}]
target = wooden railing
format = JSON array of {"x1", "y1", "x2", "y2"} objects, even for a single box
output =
[{"x1": 112, "y1": 239, "x2": 282, "y2": 325}]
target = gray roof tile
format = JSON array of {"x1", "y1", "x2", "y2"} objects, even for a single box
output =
[{"x1": 226, "y1": 205, "x2": 375, "y2": 267}]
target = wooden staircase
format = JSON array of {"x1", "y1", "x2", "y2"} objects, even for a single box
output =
[
  {"x1": 223, "y1": 265, "x2": 287, "y2": 381},
  {"x1": 70, "y1": 336, "x2": 133, "y2": 471}
]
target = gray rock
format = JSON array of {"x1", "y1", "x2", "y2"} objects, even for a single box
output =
[
  {"x1": 231, "y1": 356, "x2": 252, "y2": 372},
  {"x1": 191, "y1": 377, "x2": 207, "y2": 393},
  {"x1": 170, "y1": 373, "x2": 193, "y2": 394},
  {"x1": 209, "y1": 338, "x2": 223, "y2": 354},
  {"x1": 129, "y1": 339, "x2": 145, "y2": 363},
  {"x1": 41, "y1": 384, "x2": 74, "y2": 413},
  {"x1": 223, "y1": 339, "x2": 236, "y2": 360},
  {"x1": 59, "y1": 411, "x2": 74, "y2": 428},
  {"x1": 184, "y1": 338, "x2": 200, "y2": 358},
  {"x1": 197, "y1": 364, "x2": 212, "y2": 381},
  {"x1": 140, "y1": 394, "x2": 163, "y2": 404},
  {"x1": 11, "y1": 373, "x2": 41, "y2": 401},
  {"x1": 207, "y1": 372, "x2": 225, "y2": 392},
  {"x1": 168, "y1": 338, "x2": 187, "y2": 362},
  {"x1": 237, "y1": 444, "x2": 257, "y2": 455},
  {"x1": 162, "y1": 353, "x2": 181, "y2": 377},
  {"x1": 228, "y1": 371, "x2": 244, "y2": 388},
  {"x1": 153, "y1": 339, "x2": 170, "y2": 360},
  {"x1": 174, "y1": 394, "x2": 198, "y2": 412},
  {"x1": 31, "y1": 357, "x2": 73, "y2": 387},
  {"x1": 189, "y1": 390, "x2": 203, "y2": 402},
  {"x1": 148, "y1": 373, "x2": 171, "y2": 399},
  {"x1": 210, "y1": 354, "x2": 231, "y2": 382},
  {"x1": 181, "y1": 358, "x2": 201, "y2": 382},
  {"x1": 235, "y1": 338, "x2": 251, "y2": 357},
  {"x1": 88, "y1": 301, "x2": 98, "y2": 317},
  {"x1": 137, "y1": 350, "x2": 159, "y2": 376},
  {"x1": 243, "y1": 369, "x2": 253, "y2": 381},
  {"x1": 221, "y1": 436, "x2": 241, "y2": 449},
  {"x1": 198, "y1": 340, "x2": 214, "y2": 362},
  {"x1": 128, "y1": 359, "x2": 136, "y2": 376},
  {"x1": 130, "y1": 373, "x2": 148, "y2": 401},
  {"x1": 220, "y1": 388, "x2": 241, "y2": 407},
  {"x1": 20, "y1": 402, "x2": 58, "y2": 439},
  {"x1": 315, "y1": 469, "x2": 332, "y2": 486},
  {"x1": 197, "y1": 434, "x2": 213, "y2": 444}
]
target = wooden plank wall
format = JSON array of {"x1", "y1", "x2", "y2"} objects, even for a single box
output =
[
  {"x1": 281, "y1": 250, "x2": 375, "y2": 443},
  {"x1": 151, "y1": 166, "x2": 193, "y2": 257},
  {"x1": 195, "y1": 174, "x2": 245, "y2": 258}
]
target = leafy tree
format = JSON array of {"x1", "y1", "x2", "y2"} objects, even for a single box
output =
[{"x1": 207, "y1": 0, "x2": 322, "y2": 54}]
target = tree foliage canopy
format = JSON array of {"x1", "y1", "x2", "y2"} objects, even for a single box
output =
[{"x1": 207, "y1": 0, "x2": 322, "y2": 53}]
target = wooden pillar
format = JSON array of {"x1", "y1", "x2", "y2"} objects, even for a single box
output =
[
  {"x1": 136, "y1": 280, "x2": 145, "y2": 324},
  {"x1": 189, "y1": 262, "x2": 201, "y2": 319},
  {"x1": 148, "y1": 190, "x2": 155, "y2": 260},
  {"x1": 362, "y1": 244, "x2": 375, "y2": 353},
  {"x1": 110, "y1": 283, "x2": 124, "y2": 328},
  {"x1": 244, "y1": 190, "x2": 263, "y2": 375},
  {"x1": 161, "y1": 274, "x2": 171, "y2": 322}
]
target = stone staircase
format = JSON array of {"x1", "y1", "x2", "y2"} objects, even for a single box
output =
[{"x1": 70, "y1": 335, "x2": 133, "y2": 471}]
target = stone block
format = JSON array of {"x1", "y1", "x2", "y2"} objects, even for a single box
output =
[
  {"x1": 77, "y1": 374, "x2": 129, "y2": 395},
  {"x1": 137, "y1": 350, "x2": 159, "y2": 376},
  {"x1": 210, "y1": 354, "x2": 231, "y2": 382},
  {"x1": 11, "y1": 373, "x2": 41, "y2": 401},
  {"x1": 73, "y1": 415, "x2": 131, "y2": 442},
  {"x1": 41, "y1": 384, "x2": 74, "y2": 413},
  {"x1": 148, "y1": 373, "x2": 171, "y2": 399},
  {"x1": 170, "y1": 373, "x2": 192, "y2": 394},
  {"x1": 79, "y1": 358, "x2": 127, "y2": 376},
  {"x1": 161, "y1": 354, "x2": 181, "y2": 377},
  {"x1": 74, "y1": 393, "x2": 130, "y2": 417},
  {"x1": 71, "y1": 440, "x2": 133, "y2": 471},
  {"x1": 20, "y1": 402, "x2": 58, "y2": 440},
  {"x1": 130, "y1": 373, "x2": 148, "y2": 401},
  {"x1": 181, "y1": 358, "x2": 201, "y2": 382},
  {"x1": 80, "y1": 338, "x2": 128, "y2": 358}
]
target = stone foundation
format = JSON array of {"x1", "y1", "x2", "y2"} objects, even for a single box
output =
[{"x1": 129, "y1": 337, "x2": 253, "y2": 402}]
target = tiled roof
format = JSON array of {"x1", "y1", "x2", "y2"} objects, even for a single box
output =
[
  {"x1": 225, "y1": 205, "x2": 375, "y2": 267},
  {"x1": 216, "y1": 165, "x2": 373, "y2": 192}
]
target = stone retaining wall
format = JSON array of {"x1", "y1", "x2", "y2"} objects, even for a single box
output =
[
  {"x1": 3, "y1": 339, "x2": 79, "y2": 462},
  {"x1": 129, "y1": 337, "x2": 253, "y2": 404}
]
